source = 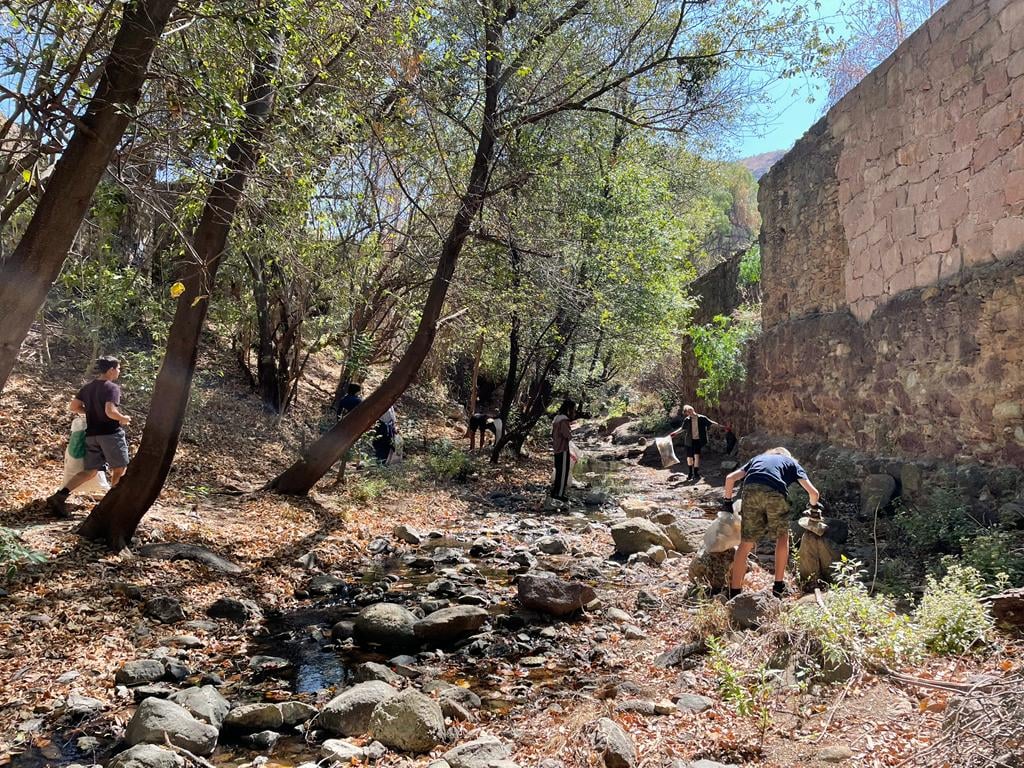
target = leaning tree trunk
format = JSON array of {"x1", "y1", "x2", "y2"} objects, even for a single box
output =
[
  {"x1": 0, "y1": 0, "x2": 179, "y2": 394},
  {"x1": 78, "y1": 33, "x2": 282, "y2": 549},
  {"x1": 268, "y1": 21, "x2": 504, "y2": 495}
]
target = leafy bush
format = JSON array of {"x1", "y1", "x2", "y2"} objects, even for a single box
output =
[
  {"x1": 915, "y1": 563, "x2": 995, "y2": 655},
  {"x1": 707, "y1": 636, "x2": 774, "y2": 743},
  {"x1": 960, "y1": 530, "x2": 1024, "y2": 586},
  {"x1": 784, "y1": 558, "x2": 923, "y2": 670},
  {"x1": 347, "y1": 473, "x2": 390, "y2": 503},
  {"x1": 426, "y1": 440, "x2": 475, "y2": 483},
  {"x1": 689, "y1": 304, "x2": 760, "y2": 405},
  {"x1": 894, "y1": 488, "x2": 976, "y2": 553},
  {"x1": 1, "y1": 527, "x2": 46, "y2": 579},
  {"x1": 738, "y1": 244, "x2": 761, "y2": 286}
]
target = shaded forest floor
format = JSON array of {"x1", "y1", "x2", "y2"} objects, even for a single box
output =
[{"x1": 0, "y1": 352, "x2": 1019, "y2": 768}]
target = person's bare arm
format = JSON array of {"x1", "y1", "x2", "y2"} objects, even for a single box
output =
[
  {"x1": 70, "y1": 398, "x2": 85, "y2": 415},
  {"x1": 105, "y1": 400, "x2": 131, "y2": 425},
  {"x1": 799, "y1": 478, "x2": 820, "y2": 506},
  {"x1": 723, "y1": 468, "x2": 746, "y2": 499}
]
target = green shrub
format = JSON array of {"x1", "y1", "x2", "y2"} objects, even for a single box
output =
[
  {"x1": 707, "y1": 636, "x2": 774, "y2": 743},
  {"x1": 347, "y1": 474, "x2": 390, "y2": 503},
  {"x1": 915, "y1": 563, "x2": 994, "y2": 655},
  {"x1": 1, "y1": 527, "x2": 46, "y2": 579},
  {"x1": 784, "y1": 558, "x2": 923, "y2": 670},
  {"x1": 689, "y1": 304, "x2": 760, "y2": 406},
  {"x1": 426, "y1": 440, "x2": 475, "y2": 483},
  {"x1": 960, "y1": 530, "x2": 1024, "y2": 586},
  {"x1": 738, "y1": 244, "x2": 761, "y2": 286},
  {"x1": 894, "y1": 488, "x2": 976, "y2": 553}
]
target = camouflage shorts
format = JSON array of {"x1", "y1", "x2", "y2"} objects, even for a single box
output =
[{"x1": 740, "y1": 485, "x2": 791, "y2": 542}]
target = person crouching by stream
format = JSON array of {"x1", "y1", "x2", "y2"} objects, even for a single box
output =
[
  {"x1": 549, "y1": 399, "x2": 576, "y2": 509},
  {"x1": 669, "y1": 405, "x2": 719, "y2": 481},
  {"x1": 722, "y1": 447, "x2": 821, "y2": 599}
]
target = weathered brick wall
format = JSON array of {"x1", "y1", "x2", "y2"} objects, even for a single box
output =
[{"x1": 753, "y1": 0, "x2": 1024, "y2": 475}]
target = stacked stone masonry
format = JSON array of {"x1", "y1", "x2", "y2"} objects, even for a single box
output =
[{"x1": 752, "y1": 0, "x2": 1024, "y2": 470}]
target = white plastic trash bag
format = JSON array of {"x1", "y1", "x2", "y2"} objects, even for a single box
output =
[
  {"x1": 62, "y1": 416, "x2": 110, "y2": 494},
  {"x1": 655, "y1": 436, "x2": 679, "y2": 468},
  {"x1": 703, "y1": 498, "x2": 742, "y2": 553},
  {"x1": 568, "y1": 440, "x2": 581, "y2": 466}
]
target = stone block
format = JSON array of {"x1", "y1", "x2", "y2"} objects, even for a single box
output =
[
  {"x1": 931, "y1": 229, "x2": 955, "y2": 253},
  {"x1": 939, "y1": 188, "x2": 969, "y2": 228},
  {"x1": 915, "y1": 252, "x2": 943, "y2": 287},
  {"x1": 993, "y1": 216, "x2": 1024, "y2": 257},
  {"x1": 984, "y1": 63, "x2": 1010, "y2": 97}
]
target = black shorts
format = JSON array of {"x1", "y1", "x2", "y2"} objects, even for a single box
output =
[{"x1": 685, "y1": 439, "x2": 705, "y2": 458}]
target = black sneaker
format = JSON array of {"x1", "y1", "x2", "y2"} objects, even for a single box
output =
[
  {"x1": 44, "y1": 491, "x2": 69, "y2": 518},
  {"x1": 772, "y1": 580, "x2": 789, "y2": 598},
  {"x1": 693, "y1": 469, "x2": 701, "y2": 481}
]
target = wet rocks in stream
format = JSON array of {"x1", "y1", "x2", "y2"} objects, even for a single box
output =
[{"x1": 443, "y1": 734, "x2": 512, "y2": 768}]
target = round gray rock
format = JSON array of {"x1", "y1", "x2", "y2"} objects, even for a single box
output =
[
  {"x1": 167, "y1": 686, "x2": 230, "y2": 729},
  {"x1": 107, "y1": 745, "x2": 184, "y2": 768},
  {"x1": 610, "y1": 520, "x2": 673, "y2": 555},
  {"x1": 223, "y1": 702, "x2": 284, "y2": 731},
  {"x1": 443, "y1": 734, "x2": 511, "y2": 768},
  {"x1": 414, "y1": 606, "x2": 489, "y2": 643},
  {"x1": 320, "y1": 681, "x2": 399, "y2": 736},
  {"x1": 368, "y1": 689, "x2": 446, "y2": 753},
  {"x1": 354, "y1": 603, "x2": 419, "y2": 650},
  {"x1": 125, "y1": 697, "x2": 218, "y2": 756},
  {"x1": 115, "y1": 659, "x2": 165, "y2": 687},
  {"x1": 661, "y1": 519, "x2": 711, "y2": 554}
]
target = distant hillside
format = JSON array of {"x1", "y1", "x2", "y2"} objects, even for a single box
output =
[{"x1": 740, "y1": 149, "x2": 786, "y2": 179}]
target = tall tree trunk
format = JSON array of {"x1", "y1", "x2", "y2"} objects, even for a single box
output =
[
  {"x1": 490, "y1": 312, "x2": 519, "y2": 463},
  {"x1": 0, "y1": 0, "x2": 179, "y2": 394},
  {"x1": 78, "y1": 31, "x2": 282, "y2": 549},
  {"x1": 268, "y1": 10, "x2": 505, "y2": 495},
  {"x1": 467, "y1": 331, "x2": 484, "y2": 415}
]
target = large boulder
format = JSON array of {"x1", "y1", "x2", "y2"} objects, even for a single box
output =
[
  {"x1": 619, "y1": 498, "x2": 658, "y2": 519},
  {"x1": 144, "y1": 596, "x2": 186, "y2": 624},
  {"x1": 591, "y1": 717, "x2": 636, "y2": 768},
  {"x1": 610, "y1": 520, "x2": 672, "y2": 555},
  {"x1": 368, "y1": 689, "x2": 447, "y2": 753},
  {"x1": 206, "y1": 597, "x2": 261, "y2": 624},
  {"x1": 443, "y1": 734, "x2": 511, "y2": 768},
  {"x1": 354, "y1": 603, "x2": 419, "y2": 650},
  {"x1": 279, "y1": 701, "x2": 318, "y2": 726},
  {"x1": 517, "y1": 573, "x2": 596, "y2": 616},
  {"x1": 107, "y1": 745, "x2": 184, "y2": 768},
  {"x1": 223, "y1": 702, "x2": 284, "y2": 731},
  {"x1": 320, "y1": 681, "x2": 399, "y2": 736},
  {"x1": 125, "y1": 698, "x2": 219, "y2": 756},
  {"x1": 662, "y1": 519, "x2": 711, "y2": 554},
  {"x1": 860, "y1": 474, "x2": 897, "y2": 517},
  {"x1": 414, "y1": 606, "x2": 489, "y2": 643},
  {"x1": 167, "y1": 686, "x2": 230, "y2": 729},
  {"x1": 728, "y1": 592, "x2": 779, "y2": 630},
  {"x1": 611, "y1": 422, "x2": 643, "y2": 445},
  {"x1": 601, "y1": 416, "x2": 633, "y2": 436},
  {"x1": 687, "y1": 549, "x2": 735, "y2": 591}
]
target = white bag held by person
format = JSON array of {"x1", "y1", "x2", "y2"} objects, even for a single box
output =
[
  {"x1": 704, "y1": 498, "x2": 742, "y2": 553},
  {"x1": 655, "y1": 436, "x2": 679, "y2": 468},
  {"x1": 62, "y1": 416, "x2": 110, "y2": 495},
  {"x1": 568, "y1": 440, "x2": 581, "y2": 466}
]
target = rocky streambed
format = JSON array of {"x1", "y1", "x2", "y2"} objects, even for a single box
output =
[{"x1": 31, "y1": 453, "x2": 746, "y2": 768}]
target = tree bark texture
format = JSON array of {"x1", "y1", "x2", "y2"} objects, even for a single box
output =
[
  {"x1": 0, "y1": 0, "x2": 179, "y2": 393},
  {"x1": 269, "y1": 11, "x2": 505, "y2": 495},
  {"x1": 467, "y1": 331, "x2": 485, "y2": 416},
  {"x1": 78, "y1": 32, "x2": 282, "y2": 548}
]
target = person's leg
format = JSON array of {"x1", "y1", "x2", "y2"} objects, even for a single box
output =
[
  {"x1": 685, "y1": 446, "x2": 695, "y2": 480},
  {"x1": 774, "y1": 532, "x2": 790, "y2": 581},
  {"x1": 692, "y1": 443, "x2": 703, "y2": 479},
  {"x1": 730, "y1": 541, "x2": 755, "y2": 591},
  {"x1": 100, "y1": 432, "x2": 130, "y2": 488},
  {"x1": 551, "y1": 451, "x2": 569, "y2": 501},
  {"x1": 46, "y1": 438, "x2": 106, "y2": 515}
]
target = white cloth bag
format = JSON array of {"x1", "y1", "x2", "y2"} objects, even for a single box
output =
[
  {"x1": 655, "y1": 436, "x2": 680, "y2": 468},
  {"x1": 62, "y1": 416, "x2": 110, "y2": 494}
]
